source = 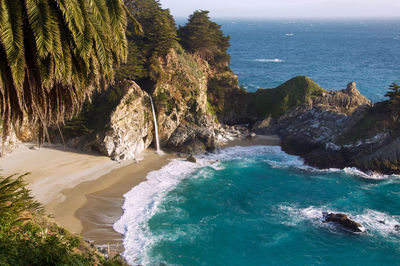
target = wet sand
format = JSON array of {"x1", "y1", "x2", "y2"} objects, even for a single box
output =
[
  {"x1": 75, "y1": 135, "x2": 281, "y2": 251},
  {"x1": 0, "y1": 135, "x2": 280, "y2": 253},
  {"x1": 73, "y1": 151, "x2": 174, "y2": 252}
]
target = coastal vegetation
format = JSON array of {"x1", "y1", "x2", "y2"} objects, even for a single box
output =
[
  {"x1": 337, "y1": 82, "x2": 400, "y2": 145},
  {"x1": 0, "y1": 0, "x2": 138, "y2": 140},
  {"x1": 0, "y1": 174, "x2": 124, "y2": 265},
  {"x1": 250, "y1": 76, "x2": 325, "y2": 118},
  {"x1": 178, "y1": 10, "x2": 230, "y2": 69}
]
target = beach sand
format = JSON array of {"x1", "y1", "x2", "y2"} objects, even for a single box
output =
[
  {"x1": 75, "y1": 135, "x2": 280, "y2": 251},
  {"x1": 73, "y1": 151, "x2": 174, "y2": 252},
  {"x1": 0, "y1": 135, "x2": 280, "y2": 253}
]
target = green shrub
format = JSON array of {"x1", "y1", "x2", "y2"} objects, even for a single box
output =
[{"x1": 0, "y1": 174, "x2": 123, "y2": 265}]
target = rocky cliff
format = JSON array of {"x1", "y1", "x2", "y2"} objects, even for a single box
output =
[
  {"x1": 252, "y1": 79, "x2": 400, "y2": 175},
  {"x1": 0, "y1": 121, "x2": 36, "y2": 156},
  {"x1": 48, "y1": 47, "x2": 243, "y2": 160},
  {"x1": 53, "y1": 80, "x2": 154, "y2": 161},
  {"x1": 152, "y1": 47, "x2": 244, "y2": 154}
]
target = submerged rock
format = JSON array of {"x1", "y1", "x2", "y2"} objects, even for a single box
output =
[{"x1": 322, "y1": 212, "x2": 363, "y2": 232}]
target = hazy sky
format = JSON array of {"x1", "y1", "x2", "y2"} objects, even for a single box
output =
[{"x1": 159, "y1": 0, "x2": 400, "y2": 19}]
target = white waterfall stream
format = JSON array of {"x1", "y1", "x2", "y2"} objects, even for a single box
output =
[{"x1": 149, "y1": 96, "x2": 162, "y2": 154}]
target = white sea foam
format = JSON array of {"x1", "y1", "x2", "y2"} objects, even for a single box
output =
[
  {"x1": 113, "y1": 158, "x2": 214, "y2": 265},
  {"x1": 254, "y1": 58, "x2": 284, "y2": 63},
  {"x1": 285, "y1": 33, "x2": 295, "y2": 36},
  {"x1": 292, "y1": 165, "x2": 400, "y2": 180},
  {"x1": 279, "y1": 205, "x2": 400, "y2": 237},
  {"x1": 355, "y1": 209, "x2": 400, "y2": 237},
  {"x1": 115, "y1": 145, "x2": 399, "y2": 264},
  {"x1": 343, "y1": 167, "x2": 400, "y2": 180},
  {"x1": 114, "y1": 146, "x2": 299, "y2": 264}
]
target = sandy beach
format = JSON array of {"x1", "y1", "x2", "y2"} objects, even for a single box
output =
[{"x1": 0, "y1": 135, "x2": 280, "y2": 252}]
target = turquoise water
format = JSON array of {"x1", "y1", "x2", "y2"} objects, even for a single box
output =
[
  {"x1": 220, "y1": 19, "x2": 400, "y2": 102},
  {"x1": 114, "y1": 20, "x2": 400, "y2": 265},
  {"x1": 115, "y1": 146, "x2": 400, "y2": 265}
]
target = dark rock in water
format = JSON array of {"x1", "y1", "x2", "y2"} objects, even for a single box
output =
[
  {"x1": 322, "y1": 212, "x2": 363, "y2": 232},
  {"x1": 395, "y1": 225, "x2": 400, "y2": 231},
  {"x1": 187, "y1": 155, "x2": 197, "y2": 163}
]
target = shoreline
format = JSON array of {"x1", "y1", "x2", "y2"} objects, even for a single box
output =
[
  {"x1": 0, "y1": 135, "x2": 280, "y2": 254},
  {"x1": 76, "y1": 134, "x2": 281, "y2": 252}
]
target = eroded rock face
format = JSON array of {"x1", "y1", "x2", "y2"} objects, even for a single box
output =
[
  {"x1": 0, "y1": 130, "x2": 21, "y2": 156},
  {"x1": 97, "y1": 81, "x2": 154, "y2": 161},
  {"x1": 149, "y1": 48, "x2": 245, "y2": 154},
  {"x1": 255, "y1": 82, "x2": 370, "y2": 149},
  {"x1": 167, "y1": 119, "x2": 217, "y2": 154},
  {"x1": 152, "y1": 48, "x2": 211, "y2": 145},
  {"x1": 251, "y1": 82, "x2": 400, "y2": 172},
  {"x1": 0, "y1": 120, "x2": 37, "y2": 156}
]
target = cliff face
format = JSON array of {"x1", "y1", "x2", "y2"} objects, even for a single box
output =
[
  {"x1": 251, "y1": 79, "x2": 400, "y2": 174},
  {"x1": 55, "y1": 80, "x2": 154, "y2": 161},
  {"x1": 0, "y1": 121, "x2": 36, "y2": 156},
  {"x1": 48, "y1": 47, "x2": 242, "y2": 159},
  {"x1": 97, "y1": 81, "x2": 154, "y2": 161},
  {"x1": 0, "y1": 130, "x2": 21, "y2": 156},
  {"x1": 150, "y1": 47, "x2": 242, "y2": 154},
  {"x1": 152, "y1": 47, "x2": 212, "y2": 145}
]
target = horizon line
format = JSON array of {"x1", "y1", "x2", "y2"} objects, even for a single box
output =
[{"x1": 173, "y1": 15, "x2": 400, "y2": 21}]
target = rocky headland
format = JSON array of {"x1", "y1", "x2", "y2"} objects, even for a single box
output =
[
  {"x1": 3, "y1": 69, "x2": 399, "y2": 175},
  {"x1": 247, "y1": 77, "x2": 400, "y2": 175}
]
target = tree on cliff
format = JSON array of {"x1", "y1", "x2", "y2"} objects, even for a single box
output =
[
  {"x1": 385, "y1": 82, "x2": 400, "y2": 114},
  {"x1": 178, "y1": 10, "x2": 230, "y2": 69},
  {"x1": 0, "y1": 0, "x2": 140, "y2": 139},
  {"x1": 120, "y1": 0, "x2": 178, "y2": 82}
]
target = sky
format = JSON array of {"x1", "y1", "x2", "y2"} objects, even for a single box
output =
[{"x1": 159, "y1": 0, "x2": 400, "y2": 19}]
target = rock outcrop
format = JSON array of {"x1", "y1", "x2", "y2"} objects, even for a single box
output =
[
  {"x1": 322, "y1": 212, "x2": 363, "y2": 232},
  {"x1": 55, "y1": 80, "x2": 154, "y2": 161},
  {"x1": 0, "y1": 130, "x2": 21, "y2": 156},
  {"x1": 152, "y1": 48, "x2": 212, "y2": 145},
  {"x1": 0, "y1": 120, "x2": 36, "y2": 156},
  {"x1": 251, "y1": 79, "x2": 400, "y2": 174},
  {"x1": 49, "y1": 47, "x2": 245, "y2": 160},
  {"x1": 96, "y1": 81, "x2": 154, "y2": 161}
]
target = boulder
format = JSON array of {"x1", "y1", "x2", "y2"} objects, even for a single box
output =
[
  {"x1": 186, "y1": 155, "x2": 197, "y2": 163},
  {"x1": 322, "y1": 212, "x2": 363, "y2": 232}
]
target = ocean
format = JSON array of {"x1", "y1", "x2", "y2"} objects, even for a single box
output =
[
  {"x1": 222, "y1": 19, "x2": 400, "y2": 102},
  {"x1": 115, "y1": 20, "x2": 400, "y2": 265}
]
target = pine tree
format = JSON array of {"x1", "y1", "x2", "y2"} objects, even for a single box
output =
[
  {"x1": 178, "y1": 10, "x2": 230, "y2": 69},
  {"x1": 385, "y1": 82, "x2": 400, "y2": 114}
]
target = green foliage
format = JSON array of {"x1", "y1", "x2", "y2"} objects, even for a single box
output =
[
  {"x1": 206, "y1": 70, "x2": 243, "y2": 120},
  {"x1": 385, "y1": 82, "x2": 400, "y2": 113},
  {"x1": 120, "y1": 0, "x2": 178, "y2": 82},
  {"x1": 116, "y1": 40, "x2": 147, "y2": 81},
  {"x1": 336, "y1": 108, "x2": 380, "y2": 145},
  {"x1": 155, "y1": 90, "x2": 173, "y2": 115},
  {"x1": 63, "y1": 85, "x2": 127, "y2": 137},
  {"x1": 337, "y1": 85, "x2": 400, "y2": 145},
  {"x1": 0, "y1": 0, "x2": 135, "y2": 138},
  {"x1": 0, "y1": 174, "x2": 100, "y2": 265},
  {"x1": 251, "y1": 76, "x2": 326, "y2": 118},
  {"x1": 178, "y1": 10, "x2": 230, "y2": 69}
]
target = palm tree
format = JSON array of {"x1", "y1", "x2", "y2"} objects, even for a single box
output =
[{"x1": 0, "y1": 0, "x2": 141, "y2": 140}]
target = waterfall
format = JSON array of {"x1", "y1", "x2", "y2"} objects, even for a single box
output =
[{"x1": 149, "y1": 95, "x2": 162, "y2": 154}]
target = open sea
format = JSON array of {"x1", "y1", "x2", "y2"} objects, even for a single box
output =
[{"x1": 115, "y1": 20, "x2": 400, "y2": 265}]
